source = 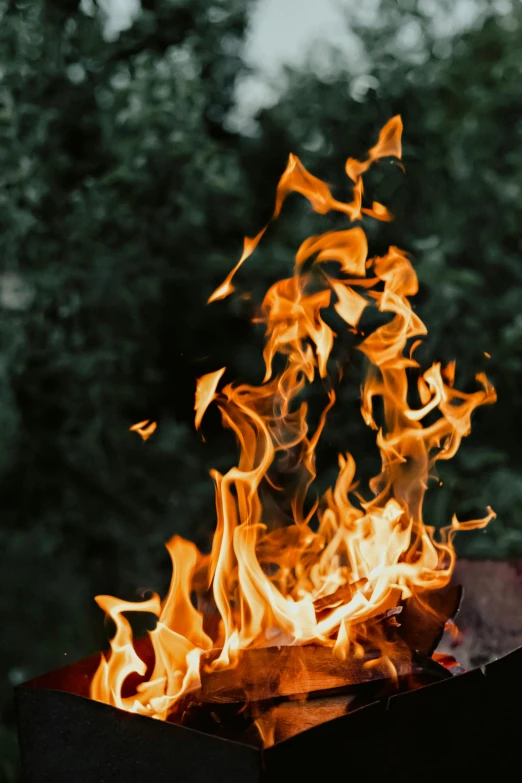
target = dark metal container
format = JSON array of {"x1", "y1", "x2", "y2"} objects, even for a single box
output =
[{"x1": 16, "y1": 646, "x2": 522, "y2": 782}]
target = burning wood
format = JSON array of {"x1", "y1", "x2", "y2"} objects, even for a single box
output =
[
  {"x1": 249, "y1": 696, "x2": 354, "y2": 746},
  {"x1": 179, "y1": 693, "x2": 357, "y2": 747},
  {"x1": 199, "y1": 642, "x2": 412, "y2": 703},
  {"x1": 179, "y1": 646, "x2": 451, "y2": 746},
  {"x1": 88, "y1": 117, "x2": 496, "y2": 741},
  {"x1": 398, "y1": 584, "x2": 463, "y2": 655}
]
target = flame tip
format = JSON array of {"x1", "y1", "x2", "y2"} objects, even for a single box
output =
[{"x1": 130, "y1": 420, "x2": 157, "y2": 441}]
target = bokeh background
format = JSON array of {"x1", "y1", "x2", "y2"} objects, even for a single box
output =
[{"x1": 2, "y1": 0, "x2": 522, "y2": 778}]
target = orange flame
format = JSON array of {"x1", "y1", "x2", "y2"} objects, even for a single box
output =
[
  {"x1": 195, "y1": 367, "x2": 226, "y2": 430},
  {"x1": 130, "y1": 420, "x2": 157, "y2": 441},
  {"x1": 91, "y1": 118, "x2": 496, "y2": 721}
]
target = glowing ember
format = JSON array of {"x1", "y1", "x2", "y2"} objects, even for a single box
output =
[{"x1": 91, "y1": 118, "x2": 496, "y2": 723}]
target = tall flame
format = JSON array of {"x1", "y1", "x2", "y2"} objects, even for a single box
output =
[{"x1": 91, "y1": 117, "x2": 496, "y2": 720}]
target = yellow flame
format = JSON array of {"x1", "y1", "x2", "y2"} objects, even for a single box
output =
[
  {"x1": 130, "y1": 420, "x2": 157, "y2": 441},
  {"x1": 92, "y1": 117, "x2": 496, "y2": 723},
  {"x1": 194, "y1": 367, "x2": 226, "y2": 430}
]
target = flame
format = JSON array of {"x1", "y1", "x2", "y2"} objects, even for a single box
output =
[
  {"x1": 195, "y1": 367, "x2": 226, "y2": 430},
  {"x1": 130, "y1": 420, "x2": 157, "y2": 441},
  {"x1": 91, "y1": 118, "x2": 496, "y2": 722}
]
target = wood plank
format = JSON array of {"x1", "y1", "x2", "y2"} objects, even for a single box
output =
[
  {"x1": 240, "y1": 695, "x2": 355, "y2": 747},
  {"x1": 397, "y1": 585, "x2": 463, "y2": 655},
  {"x1": 200, "y1": 642, "x2": 412, "y2": 703}
]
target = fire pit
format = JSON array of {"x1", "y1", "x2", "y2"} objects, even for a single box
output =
[
  {"x1": 15, "y1": 642, "x2": 522, "y2": 780},
  {"x1": 17, "y1": 117, "x2": 509, "y2": 780}
]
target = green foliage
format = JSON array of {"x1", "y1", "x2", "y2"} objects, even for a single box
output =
[
  {"x1": 2, "y1": 0, "x2": 522, "y2": 778},
  {"x1": 0, "y1": 0, "x2": 254, "y2": 777}
]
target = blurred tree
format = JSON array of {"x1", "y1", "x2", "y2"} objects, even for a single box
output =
[{"x1": 0, "y1": 1, "x2": 255, "y2": 778}]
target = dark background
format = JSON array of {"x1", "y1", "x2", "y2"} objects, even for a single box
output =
[{"x1": 2, "y1": 0, "x2": 522, "y2": 778}]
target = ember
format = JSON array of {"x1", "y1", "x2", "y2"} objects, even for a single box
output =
[{"x1": 90, "y1": 118, "x2": 496, "y2": 735}]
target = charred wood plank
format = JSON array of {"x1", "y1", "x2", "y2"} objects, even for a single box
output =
[
  {"x1": 199, "y1": 643, "x2": 412, "y2": 703},
  {"x1": 397, "y1": 585, "x2": 463, "y2": 656},
  {"x1": 180, "y1": 651, "x2": 451, "y2": 744},
  {"x1": 240, "y1": 694, "x2": 354, "y2": 747}
]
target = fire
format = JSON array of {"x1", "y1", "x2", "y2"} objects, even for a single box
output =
[
  {"x1": 129, "y1": 419, "x2": 157, "y2": 441},
  {"x1": 91, "y1": 118, "x2": 496, "y2": 723}
]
